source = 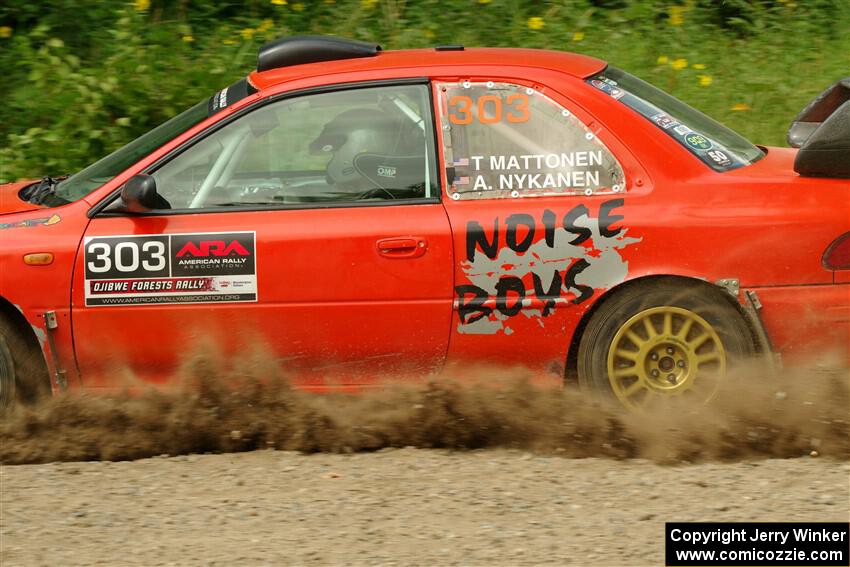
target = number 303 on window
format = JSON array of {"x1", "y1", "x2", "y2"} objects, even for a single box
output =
[{"x1": 448, "y1": 93, "x2": 530, "y2": 125}]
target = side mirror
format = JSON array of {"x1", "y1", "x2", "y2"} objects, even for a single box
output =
[{"x1": 120, "y1": 174, "x2": 171, "y2": 212}]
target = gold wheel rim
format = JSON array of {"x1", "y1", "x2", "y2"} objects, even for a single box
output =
[{"x1": 606, "y1": 306, "x2": 726, "y2": 409}]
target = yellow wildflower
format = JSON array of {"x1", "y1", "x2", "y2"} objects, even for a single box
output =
[
  {"x1": 527, "y1": 17, "x2": 545, "y2": 30},
  {"x1": 271, "y1": 0, "x2": 287, "y2": 5},
  {"x1": 292, "y1": 2, "x2": 305, "y2": 10},
  {"x1": 134, "y1": 0, "x2": 150, "y2": 12},
  {"x1": 423, "y1": 29, "x2": 435, "y2": 39},
  {"x1": 731, "y1": 103, "x2": 751, "y2": 111},
  {"x1": 0, "y1": 26, "x2": 11, "y2": 39},
  {"x1": 223, "y1": 38, "x2": 236, "y2": 45},
  {"x1": 479, "y1": 0, "x2": 491, "y2": 4},
  {"x1": 692, "y1": 63, "x2": 706, "y2": 70},
  {"x1": 257, "y1": 18, "x2": 274, "y2": 33},
  {"x1": 669, "y1": 5, "x2": 685, "y2": 26},
  {"x1": 182, "y1": 35, "x2": 194, "y2": 43},
  {"x1": 324, "y1": 0, "x2": 335, "y2": 3},
  {"x1": 572, "y1": 31, "x2": 585, "y2": 42},
  {"x1": 656, "y1": 55, "x2": 668, "y2": 65},
  {"x1": 698, "y1": 74, "x2": 712, "y2": 87},
  {"x1": 361, "y1": 0, "x2": 378, "y2": 8},
  {"x1": 241, "y1": 28, "x2": 256, "y2": 40},
  {"x1": 671, "y1": 58, "x2": 688, "y2": 71}
]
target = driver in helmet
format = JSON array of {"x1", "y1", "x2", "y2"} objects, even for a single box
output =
[{"x1": 308, "y1": 108, "x2": 417, "y2": 196}]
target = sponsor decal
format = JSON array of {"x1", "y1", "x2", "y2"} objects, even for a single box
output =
[
  {"x1": 706, "y1": 149, "x2": 732, "y2": 166},
  {"x1": 83, "y1": 231, "x2": 256, "y2": 306},
  {"x1": 456, "y1": 199, "x2": 640, "y2": 334},
  {"x1": 209, "y1": 87, "x2": 229, "y2": 113},
  {"x1": 0, "y1": 214, "x2": 61, "y2": 230},
  {"x1": 652, "y1": 113, "x2": 679, "y2": 130},
  {"x1": 589, "y1": 78, "x2": 623, "y2": 98},
  {"x1": 684, "y1": 132, "x2": 712, "y2": 150},
  {"x1": 673, "y1": 124, "x2": 690, "y2": 136}
]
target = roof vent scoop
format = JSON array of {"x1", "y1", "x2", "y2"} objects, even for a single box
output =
[
  {"x1": 257, "y1": 35, "x2": 381, "y2": 72},
  {"x1": 788, "y1": 77, "x2": 850, "y2": 179}
]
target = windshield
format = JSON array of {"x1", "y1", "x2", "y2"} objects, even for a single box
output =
[
  {"x1": 53, "y1": 100, "x2": 210, "y2": 202},
  {"x1": 587, "y1": 67, "x2": 764, "y2": 172}
]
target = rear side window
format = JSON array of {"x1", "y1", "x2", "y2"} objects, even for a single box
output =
[
  {"x1": 436, "y1": 81, "x2": 625, "y2": 201},
  {"x1": 587, "y1": 67, "x2": 764, "y2": 172}
]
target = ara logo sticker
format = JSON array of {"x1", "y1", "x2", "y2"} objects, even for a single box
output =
[
  {"x1": 176, "y1": 240, "x2": 251, "y2": 258},
  {"x1": 83, "y1": 231, "x2": 257, "y2": 307},
  {"x1": 455, "y1": 199, "x2": 640, "y2": 335}
]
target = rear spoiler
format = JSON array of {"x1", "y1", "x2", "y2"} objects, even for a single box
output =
[{"x1": 788, "y1": 77, "x2": 850, "y2": 179}]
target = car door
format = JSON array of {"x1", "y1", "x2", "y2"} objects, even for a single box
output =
[
  {"x1": 432, "y1": 78, "x2": 647, "y2": 378},
  {"x1": 71, "y1": 81, "x2": 454, "y2": 390}
]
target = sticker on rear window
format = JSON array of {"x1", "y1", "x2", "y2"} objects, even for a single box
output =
[{"x1": 83, "y1": 231, "x2": 257, "y2": 306}]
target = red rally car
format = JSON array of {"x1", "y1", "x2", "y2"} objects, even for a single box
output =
[{"x1": 1, "y1": 36, "x2": 848, "y2": 410}]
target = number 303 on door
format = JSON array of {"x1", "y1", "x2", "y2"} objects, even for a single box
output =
[
  {"x1": 448, "y1": 93, "x2": 530, "y2": 125},
  {"x1": 86, "y1": 240, "x2": 166, "y2": 273}
]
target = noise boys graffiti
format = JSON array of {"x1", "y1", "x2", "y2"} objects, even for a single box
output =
[{"x1": 456, "y1": 198, "x2": 640, "y2": 334}]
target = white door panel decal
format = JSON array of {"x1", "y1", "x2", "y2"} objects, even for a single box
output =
[{"x1": 82, "y1": 231, "x2": 257, "y2": 306}]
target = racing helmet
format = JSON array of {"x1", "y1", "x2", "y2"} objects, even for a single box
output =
[{"x1": 309, "y1": 108, "x2": 405, "y2": 188}]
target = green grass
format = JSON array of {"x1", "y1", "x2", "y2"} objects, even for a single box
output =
[{"x1": 1, "y1": 0, "x2": 848, "y2": 182}]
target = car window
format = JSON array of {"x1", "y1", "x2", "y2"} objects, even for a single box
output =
[
  {"x1": 436, "y1": 81, "x2": 625, "y2": 201},
  {"x1": 151, "y1": 84, "x2": 438, "y2": 209}
]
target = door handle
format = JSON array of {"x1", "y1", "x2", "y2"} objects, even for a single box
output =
[{"x1": 376, "y1": 237, "x2": 428, "y2": 259}]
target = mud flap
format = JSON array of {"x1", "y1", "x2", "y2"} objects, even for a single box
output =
[
  {"x1": 741, "y1": 290, "x2": 782, "y2": 374},
  {"x1": 44, "y1": 311, "x2": 67, "y2": 391}
]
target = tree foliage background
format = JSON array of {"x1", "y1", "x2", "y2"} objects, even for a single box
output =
[{"x1": 1, "y1": 0, "x2": 848, "y2": 182}]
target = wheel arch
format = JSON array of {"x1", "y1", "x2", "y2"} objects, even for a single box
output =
[{"x1": 564, "y1": 274, "x2": 762, "y2": 385}]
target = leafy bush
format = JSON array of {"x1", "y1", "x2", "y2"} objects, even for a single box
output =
[{"x1": 1, "y1": 0, "x2": 848, "y2": 182}]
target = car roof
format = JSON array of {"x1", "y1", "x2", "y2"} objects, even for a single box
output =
[{"x1": 248, "y1": 47, "x2": 607, "y2": 91}]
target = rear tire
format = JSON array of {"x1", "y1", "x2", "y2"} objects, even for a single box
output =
[{"x1": 577, "y1": 279, "x2": 755, "y2": 409}]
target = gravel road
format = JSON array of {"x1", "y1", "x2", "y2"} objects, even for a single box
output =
[{"x1": 2, "y1": 450, "x2": 847, "y2": 567}]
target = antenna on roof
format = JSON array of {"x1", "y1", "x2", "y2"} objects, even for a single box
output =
[{"x1": 257, "y1": 35, "x2": 382, "y2": 72}]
